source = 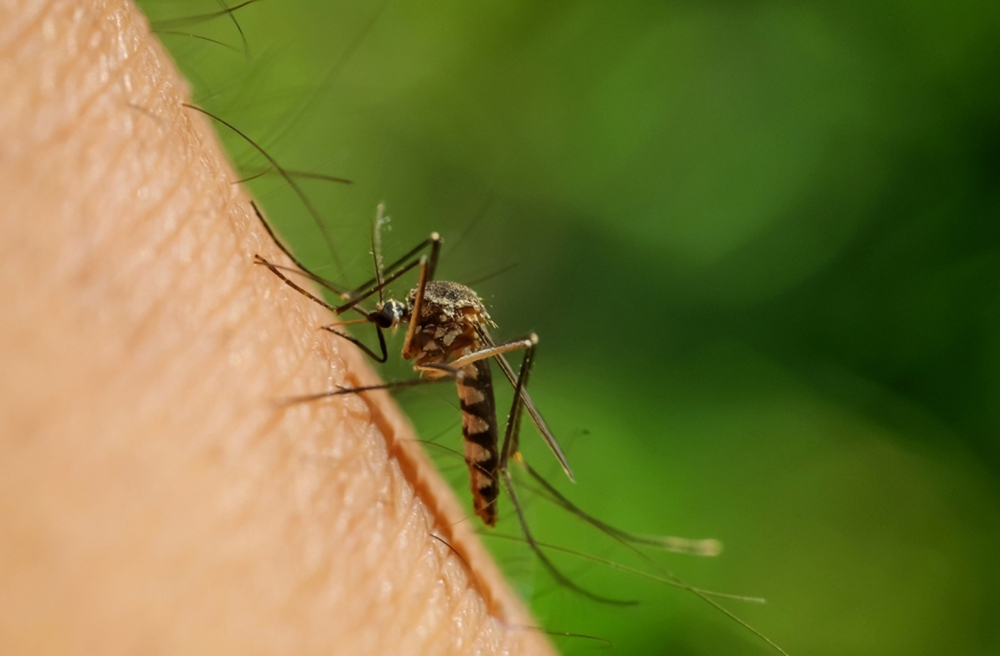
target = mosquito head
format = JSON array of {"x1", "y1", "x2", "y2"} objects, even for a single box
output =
[{"x1": 372, "y1": 298, "x2": 408, "y2": 329}]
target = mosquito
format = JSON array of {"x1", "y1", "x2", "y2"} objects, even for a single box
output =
[
  {"x1": 251, "y1": 204, "x2": 571, "y2": 524},
  {"x1": 251, "y1": 203, "x2": 645, "y2": 607}
]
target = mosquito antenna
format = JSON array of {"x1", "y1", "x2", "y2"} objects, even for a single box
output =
[
  {"x1": 371, "y1": 204, "x2": 389, "y2": 304},
  {"x1": 184, "y1": 104, "x2": 345, "y2": 273}
]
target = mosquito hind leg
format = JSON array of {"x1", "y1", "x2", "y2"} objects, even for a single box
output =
[
  {"x1": 476, "y1": 329, "x2": 574, "y2": 481},
  {"x1": 494, "y1": 341, "x2": 635, "y2": 605},
  {"x1": 497, "y1": 337, "x2": 539, "y2": 472}
]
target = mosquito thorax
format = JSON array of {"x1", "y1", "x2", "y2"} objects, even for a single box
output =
[{"x1": 372, "y1": 299, "x2": 408, "y2": 329}]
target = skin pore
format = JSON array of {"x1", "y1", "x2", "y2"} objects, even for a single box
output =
[{"x1": 0, "y1": 0, "x2": 556, "y2": 654}]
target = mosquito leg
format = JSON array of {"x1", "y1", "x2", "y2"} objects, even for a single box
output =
[
  {"x1": 414, "y1": 362, "x2": 466, "y2": 380},
  {"x1": 252, "y1": 201, "x2": 309, "y2": 277},
  {"x1": 254, "y1": 201, "x2": 441, "y2": 371},
  {"x1": 499, "y1": 468, "x2": 635, "y2": 605},
  {"x1": 280, "y1": 361, "x2": 466, "y2": 406},
  {"x1": 183, "y1": 105, "x2": 343, "y2": 271},
  {"x1": 319, "y1": 323, "x2": 389, "y2": 363},
  {"x1": 253, "y1": 195, "x2": 442, "y2": 321},
  {"x1": 402, "y1": 255, "x2": 431, "y2": 356},
  {"x1": 267, "y1": 261, "x2": 356, "y2": 302},
  {"x1": 446, "y1": 335, "x2": 536, "y2": 371},
  {"x1": 256, "y1": 253, "x2": 389, "y2": 362},
  {"x1": 269, "y1": 231, "x2": 437, "y2": 326},
  {"x1": 279, "y1": 375, "x2": 453, "y2": 405},
  {"x1": 254, "y1": 231, "x2": 438, "y2": 363},
  {"x1": 497, "y1": 337, "x2": 536, "y2": 472},
  {"x1": 254, "y1": 254, "x2": 340, "y2": 313},
  {"x1": 251, "y1": 202, "x2": 352, "y2": 297},
  {"x1": 490, "y1": 342, "x2": 632, "y2": 603},
  {"x1": 479, "y1": 327, "x2": 573, "y2": 481},
  {"x1": 352, "y1": 226, "x2": 441, "y2": 293},
  {"x1": 519, "y1": 457, "x2": 722, "y2": 556}
]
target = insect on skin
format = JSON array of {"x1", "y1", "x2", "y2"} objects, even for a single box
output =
[
  {"x1": 251, "y1": 204, "x2": 574, "y2": 529},
  {"x1": 177, "y1": 105, "x2": 573, "y2": 533}
]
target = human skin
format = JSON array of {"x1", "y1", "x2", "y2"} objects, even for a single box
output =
[{"x1": 0, "y1": 0, "x2": 556, "y2": 654}]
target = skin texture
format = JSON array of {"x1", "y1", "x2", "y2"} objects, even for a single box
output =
[{"x1": 0, "y1": 0, "x2": 557, "y2": 654}]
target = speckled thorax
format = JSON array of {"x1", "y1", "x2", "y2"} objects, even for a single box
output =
[{"x1": 401, "y1": 280, "x2": 497, "y2": 366}]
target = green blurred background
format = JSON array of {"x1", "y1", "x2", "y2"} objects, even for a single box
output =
[{"x1": 142, "y1": 0, "x2": 1000, "y2": 653}]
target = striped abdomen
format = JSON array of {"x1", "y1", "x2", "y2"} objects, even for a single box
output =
[{"x1": 456, "y1": 359, "x2": 500, "y2": 526}]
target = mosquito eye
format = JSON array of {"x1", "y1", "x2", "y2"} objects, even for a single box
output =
[
  {"x1": 373, "y1": 300, "x2": 405, "y2": 329},
  {"x1": 373, "y1": 308, "x2": 395, "y2": 329}
]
